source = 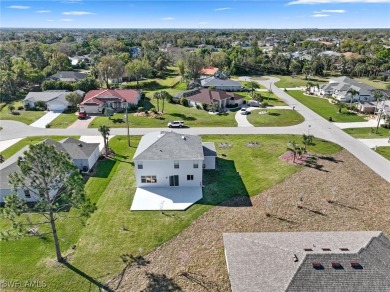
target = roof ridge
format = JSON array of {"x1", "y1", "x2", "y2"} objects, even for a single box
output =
[{"x1": 133, "y1": 131, "x2": 165, "y2": 160}]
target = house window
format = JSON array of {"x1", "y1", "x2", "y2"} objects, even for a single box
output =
[
  {"x1": 193, "y1": 162, "x2": 199, "y2": 169},
  {"x1": 24, "y1": 190, "x2": 31, "y2": 198},
  {"x1": 141, "y1": 176, "x2": 157, "y2": 183},
  {"x1": 187, "y1": 175, "x2": 194, "y2": 181},
  {"x1": 174, "y1": 160, "x2": 179, "y2": 169},
  {"x1": 138, "y1": 163, "x2": 143, "y2": 169}
]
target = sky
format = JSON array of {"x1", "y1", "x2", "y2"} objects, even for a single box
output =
[{"x1": 1, "y1": 0, "x2": 390, "y2": 29}]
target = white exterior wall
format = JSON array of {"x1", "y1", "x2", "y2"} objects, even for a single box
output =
[
  {"x1": 203, "y1": 156, "x2": 216, "y2": 170},
  {"x1": 87, "y1": 147, "x2": 100, "y2": 170},
  {"x1": 135, "y1": 159, "x2": 203, "y2": 188},
  {"x1": 0, "y1": 188, "x2": 58, "y2": 203}
]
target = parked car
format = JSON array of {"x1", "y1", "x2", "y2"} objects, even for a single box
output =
[
  {"x1": 240, "y1": 109, "x2": 250, "y2": 115},
  {"x1": 168, "y1": 121, "x2": 185, "y2": 128},
  {"x1": 78, "y1": 111, "x2": 87, "y2": 120},
  {"x1": 247, "y1": 100, "x2": 260, "y2": 107}
]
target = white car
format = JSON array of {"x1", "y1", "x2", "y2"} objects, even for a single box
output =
[{"x1": 168, "y1": 121, "x2": 185, "y2": 128}]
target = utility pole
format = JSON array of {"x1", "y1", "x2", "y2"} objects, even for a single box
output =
[{"x1": 125, "y1": 101, "x2": 130, "y2": 147}]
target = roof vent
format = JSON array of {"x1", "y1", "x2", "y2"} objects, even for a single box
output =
[
  {"x1": 304, "y1": 248, "x2": 313, "y2": 252},
  {"x1": 322, "y1": 248, "x2": 331, "y2": 251},
  {"x1": 78, "y1": 143, "x2": 83, "y2": 147},
  {"x1": 312, "y1": 262, "x2": 324, "y2": 270},
  {"x1": 293, "y1": 254, "x2": 298, "y2": 262},
  {"x1": 351, "y1": 262, "x2": 363, "y2": 269},
  {"x1": 332, "y1": 262, "x2": 343, "y2": 270},
  {"x1": 340, "y1": 248, "x2": 349, "y2": 251},
  {"x1": 181, "y1": 135, "x2": 186, "y2": 140}
]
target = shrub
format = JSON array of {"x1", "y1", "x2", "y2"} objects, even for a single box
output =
[
  {"x1": 201, "y1": 102, "x2": 208, "y2": 110},
  {"x1": 137, "y1": 107, "x2": 145, "y2": 113},
  {"x1": 46, "y1": 123, "x2": 51, "y2": 128},
  {"x1": 17, "y1": 106, "x2": 24, "y2": 111},
  {"x1": 35, "y1": 100, "x2": 46, "y2": 109},
  {"x1": 262, "y1": 101, "x2": 269, "y2": 107},
  {"x1": 11, "y1": 111, "x2": 20, "y2": 115},
  {"x1": 180, "y1": 98, "x2": 189, "y2": 107},
  {"x1": 7, "y1": 105, "x2": 15, "y2": 112},
  {"x1": 0, "y1": 103, "x2": 6, "y2": 111},
  {"x1": 24, "y1": 104, "x2": 31, "y2": 111},
  {"x1": 196, "y1": 104, "x2": 202, "y2": 110},
  {"x1": 150, "y1": 107, "x2": 157, "y2": 114}
]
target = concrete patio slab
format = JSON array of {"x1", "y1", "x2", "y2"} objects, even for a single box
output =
[
  {"x1": 0, "y1": 138, "x2": 23, "y2": 152},
  {"x1": 30, "y1": 111, "x2": 62, "y2": 128},
  {"x1": 131, "y1": 187, "x2": 203, "y2": 211}
]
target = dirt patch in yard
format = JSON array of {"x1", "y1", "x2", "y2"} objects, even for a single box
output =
[{"x1": 108, "y1": 150, "x2": 390, "y2": 292}]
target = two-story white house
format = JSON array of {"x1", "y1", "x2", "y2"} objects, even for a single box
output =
[{"x1": 131, "y1": 131, "x2": 216, "y2": 211}]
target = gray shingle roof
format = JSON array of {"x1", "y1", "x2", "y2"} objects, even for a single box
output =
[
  {"x1": 202, "y1": 142, "x2": 216, "y2": 157},
  {"x1": 24, "y1": 90, "x2": 70, "y2": 103},
  {"x1": 50, "y1": 71, "x2": 88, "y2": 82},
  {"x1": 44, "y1": 138, "x2": 99, "y2": 160},
  {"x1": 201, "y1": 76, "x2": 241, "y2": 88},
  {"x1": 133, "y1": 131, "x2": 204, "y2": 161},
  {"x1": 0, "y1": 162, "x2": 19, "y2": 189},
  {"x1": 223, "y1": 231, "x2": 390, "y2": 292}
]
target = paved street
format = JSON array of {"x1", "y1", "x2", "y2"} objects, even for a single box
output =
[{"x1": 1, "y1": 76, "x2": 389, "y2": 182}]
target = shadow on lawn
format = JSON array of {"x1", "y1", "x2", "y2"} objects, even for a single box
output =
[
  {"x1": 170, "y1": 113, "x2": 196, "y2": 121},
  {"x1": 62, "y1": 261, "x2": 113, "y2": 292},
  {"x1": 91, "y1": 159, "x2": 116, "y2": 178},
  {"x1": 198, "y1": 157, "x2": 252, "y2": 207}
]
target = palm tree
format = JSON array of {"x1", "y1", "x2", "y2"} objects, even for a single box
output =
[
  {"x1": 302, "y1": 134, "x2": 314, "y2": 152},
  {"x1": 248, "y1": 81, "x2": 259, "y2": 97},
  {"x1": 160, "y1": 91, "x2": 170, "y2": 113},
  {"x1": 98, "y1": 125, "x2": 110, "y2": 157},
  {"x1": 153, "y1": 92, "x2": 161, "y2": 112},
  {"x1": 347, "y1": 88, "x2": 359, "y2": 109},
  {"x1": 373, "y1": 90, "x2": 384, "y2": 113}
]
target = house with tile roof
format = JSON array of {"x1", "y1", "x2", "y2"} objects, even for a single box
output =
[
  {"x1": 131, "y1": 131, "x2": 216, "y2": 211},
  {"x1": 319, "y1": 76, "x2": 379, "y2": 103},
  {"x1": 0, "y1": 137, "x2": 100, "y2": 203},
  {"x1": 79, "y1": 89, "x2": 141, "y2": 114},
  {"x1": 199, "y1": 66, "x2": 219, "y2": 76},
  {"x1": 23, "y1": 90, "x2": 85, "y2": 112},
  {"x1": 223, "y1": 231, "x2": 390, "y2": 292},
  {"x1": 175, "y1": 88, "x2": 244, "y2": 110}
]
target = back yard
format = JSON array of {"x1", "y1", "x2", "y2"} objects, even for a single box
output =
[{"x1": 0, "y1": 134, "x2": 341, "y2": 291}]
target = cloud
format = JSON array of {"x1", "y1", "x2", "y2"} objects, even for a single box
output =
[
  {"x1": 8, "y1": 5, "x2": 30, "y2": 9},
  {"x1": 161, "y1": 17, "x2": 174, "y2": 20},
  {"x1": 36, "y1": 10, "x2": 51, "y2": 13},
  {"x1": 288, "y1": 0, "x2": 389, "y2": 4},
  {"x1": 322, "y1": 9, "x2": 346, "y2": 12},
  {"x1": 62, "y1": 11, "x2": 95, "y2": 15},
  {"x1": 312, "y1": 13, "x2": 330, "y2": 17},
  {"x1": 60, "y1": 18, "x2": 73, "y2": 21},
  {"x1": 214, "y1": 7, "x2": 232, "y2": 11}
]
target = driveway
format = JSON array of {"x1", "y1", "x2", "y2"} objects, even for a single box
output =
[
  {"x1": 358, "y1": 138, "x2": 390, "y2": 148},
  {"x1": 68, "y1": 115, "x2": 96, "y2": 129},
  {"x1": 0, "y1": 138, "x2": 22, "y2": 152},
  {"x1": 333, "y1": 118, "x2": 384, "y2": 129},
  {"x1": 235, "y1": 106, "x2": 254, "y2": 127},
  {"x1": 29, "y1": 111, "x2": 62, "y2": 128}
]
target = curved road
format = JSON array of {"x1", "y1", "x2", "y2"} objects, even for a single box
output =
[{"x1": 1, "y1": 77, "x2": 389, "y2": 182}]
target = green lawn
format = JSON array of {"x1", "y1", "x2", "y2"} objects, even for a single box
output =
[
  {"x1": 0, "y1": 101, "x2": 45, "y2": 125},
  {"x1": 48, "y1": 111, "x2": 78, "y2": 128},
  {"x1": 354, "y1": 77, "x2": 389, "y2": 90},
  {"x1": 287, "y1": 90, "x2": 367, "y2": 123},
  {"x1": 343, "y1": 127, "x2": 390, "y2": 139},
  {"x1": 247, "y1": 109, "x2": 305, "y2": 127},
  {"x1": 0, "y1": 134, "x2": 342, "y2": 291},
  {"x1": 376, "y1": 146, "x2": 390, "y2": 161},
  {"x1": 0, "y1": 136, "x2": 79, "y2": 160},
  {"x1": 90, "y1": 98, "x2": 238, "y2": 128},
  {"x1": 273, "y1": 75, "x2": 329, "y2": 88}
]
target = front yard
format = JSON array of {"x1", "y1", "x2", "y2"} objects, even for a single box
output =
[
  {"x1": 287, "y1": 90, "x2": 367, "y2": 123},
  {"x1": 89, "y1": 98, "x2": 238, "y2": 128},
  {"x1": 376, "y1": 146, "x2": 390, "y2": 160},
  {"x1": 0, "y1": 134, "x2": 341, "y2": 291},
  {"x1": 247, "y1": 109, "x2": 305, "y2": 127},
  {"x1": 0, "y1": 101, "x2": 45, "y2": 125},
  {"x1": 48, "y1": 111, "x2": 79, "y2": 128},
  {"x1": 343, "y1": 127, "x2": 390, "y2": 139}
]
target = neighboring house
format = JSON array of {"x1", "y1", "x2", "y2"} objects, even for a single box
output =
[
  {"x1": 199, "y1": 66, "x2": 219, "y2": 76},
  {"x1": 357, "y1": 102, "x2": 377, "y2": 114},
  {"x1": 0, "y1": 137, "x2": 100, "y2": 203},
  {"x1": 175, "y1": 88, "x2": 244, "y2": 110},
  {"x1": 131, "y1": 131, "x2": 216, "y2": 211},
  {"x1": 319, "y1": 76, "x2": 378, "y2": 102},
  {"x1": 23, "y1": 90, "x2": 85, "y2": 112},
  {"x1": 48, "y1": 71, "x2": 88, "y2": 82},
  {"x1": 68, "y1": 56, "x2": 91, "y2": 66},
  {"x1": 201, "y1": 76, "x2": 243, "y2": 91},
  {"x1": 223, "y1": 231, "x2": 390, "y2": 292},
  {"x1": 79, "y1": 89, "x2": 141, "y2": 114}
]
